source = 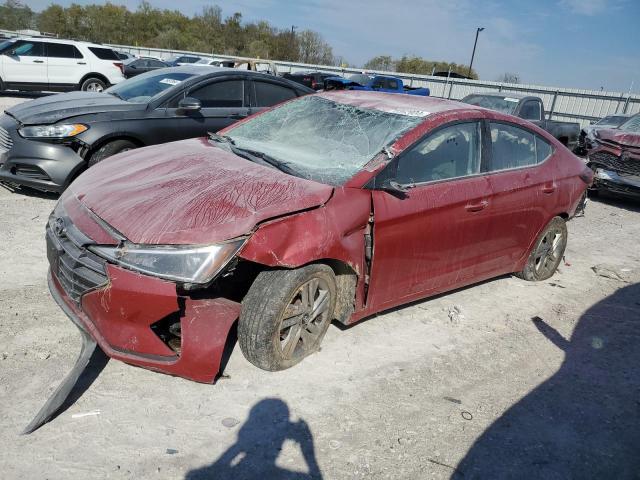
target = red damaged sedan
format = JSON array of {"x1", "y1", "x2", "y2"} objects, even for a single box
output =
[{"x1": 44, "y1": 92, "x2": 591, "y2": 389}]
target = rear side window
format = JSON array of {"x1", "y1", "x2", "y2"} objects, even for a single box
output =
[
  {"x1": 536, "y1": 136, "x2": 553, "y2": 163},
  {"x1": 88, "y1": 47, "x2": 120, "y2": 60},
  {"x1": 396, "y1": 122, "x2": 482, "y2": 184},
  {"x1": 489, "y1": 122, "x2": 538, "y2": 170},
  {"x1": 254, "y1": 81, "x2": 296, "y2": 107},
  {"x1": 188, "y1": 80, "x2": 245, "y2": 108},
  {"x1": 12, "y1": 41, "x2": 44, "y2": 57},
  {"x1": 47, "y1": 43, "x2": 83, "y2": 59}
]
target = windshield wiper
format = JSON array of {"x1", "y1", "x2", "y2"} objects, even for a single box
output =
[
  {"x1": 231, "y1": 145, "x2": 300, "y2": 177},
  {"x1": 207, "y1": 131, "x2": 235, "y2": 145}
]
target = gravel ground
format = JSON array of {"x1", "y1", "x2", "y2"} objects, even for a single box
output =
[{"x1": 0, "y1": 95, "x2": 639, "y2": 479}]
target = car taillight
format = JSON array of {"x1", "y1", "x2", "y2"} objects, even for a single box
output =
[
  {"x1": 579, "y1": 166, "x2": 594, "y2": 185},
  {"x1": 113, "y1": 62, "x2": 124, "y2": 74},
  {"x1": 311, "y1": 80, "x2": 318, "y2": 89}
]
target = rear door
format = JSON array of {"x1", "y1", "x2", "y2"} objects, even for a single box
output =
[
  {"x1": 483, "y1": 121, "x2": 557, "y2": 272},
  {"x1": 368, "y1": 119, "x2": 495, "y2": 310},
  {"x1": 2, "y1": 40, "x2": 47, "y2": 87},
  {"x1": 160, "y1": 76, "x2": 251, "y2": 141},
  {"x1": 46, "y1": 42, "x2": 85, "y2": 87}
]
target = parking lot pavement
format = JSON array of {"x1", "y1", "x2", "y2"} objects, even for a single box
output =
[{"x1": 1, "y1": 96, "x2": 639, "y2": 479}]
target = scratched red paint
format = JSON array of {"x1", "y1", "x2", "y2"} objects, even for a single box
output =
[{"x1": 48, "y1": 92, "x2": 590, "y2": 382}]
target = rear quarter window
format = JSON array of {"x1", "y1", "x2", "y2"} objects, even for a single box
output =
[{"x1": 88, "y1": 47, "x2": 120, "y2": 60}]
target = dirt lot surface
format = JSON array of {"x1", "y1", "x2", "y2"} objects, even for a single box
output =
[{"x1": 1, "y1": 95, "x2": 639, "y2": 479}]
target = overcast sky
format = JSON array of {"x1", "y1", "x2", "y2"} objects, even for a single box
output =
[{"x1": 24, "y1": 0, "x2": 640, "y2": 93}]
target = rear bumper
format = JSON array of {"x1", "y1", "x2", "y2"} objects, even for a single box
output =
[{"x1": 48, "y1": 265, "x2": 240, "y2": 383}]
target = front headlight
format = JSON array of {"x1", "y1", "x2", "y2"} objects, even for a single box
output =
[
  {"x1": 88, "y1": 240, "x2": 245, "y2": 284},
  {"x1": 19, "y1": 124, "x2": 88, "y2": 139}
]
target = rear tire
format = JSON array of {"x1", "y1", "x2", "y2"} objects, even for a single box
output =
[
  {"x1": 88, "y1": 140, "x2": 136, "y2": 167},
  {"x1": 239, "y1": 264, "x2": 336, "y2": 371},
  {"x1": 516, "y1": 217, "x2": 567, "y2": 281},
  {"x1": 80, "y1": 77, "x2": 107, "y2": 92}
]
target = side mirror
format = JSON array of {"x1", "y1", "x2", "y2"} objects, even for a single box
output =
[{"x1": 178, "y1": 97, "x2": 201, "y2": 114}]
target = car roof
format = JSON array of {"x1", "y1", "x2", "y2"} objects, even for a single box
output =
[
  {"x1": 21, "y1": 37, "x2": 112, "y2": 48},
  {"x1": 317, "y1": 91, "x2": 483, "y2": 117}
]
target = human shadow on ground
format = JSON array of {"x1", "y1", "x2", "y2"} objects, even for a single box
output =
[
  {"x1": 454, "y1": 283, "x2": 640, "y2": 479},
  {"x1": 186, "y1": 398, "x2": 323, "y2": 480}
]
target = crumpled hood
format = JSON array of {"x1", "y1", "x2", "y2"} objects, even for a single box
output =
[
  {"x1": 597, "y1": 129, "x2": 640, "y2": 149},
  {"x1": 68, "y1": 138, "x2": 333, "y2": 245},
  {"x1": 5, "y1": 91, "x2": 138, "y2": 125}
]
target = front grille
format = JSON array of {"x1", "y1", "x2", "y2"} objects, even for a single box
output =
[
  {"x1": 0, "y1": 126, "x2": 12, "y2": 152},
  {"x1": 47, "y1": 217, "x2": 108, "y2": 303},
  {"x1": 589, "y1": 151, "x2": 640, "y2": 176},
  {"x1": 13, "y1": 164, "x2": 51, "y2": 181}
]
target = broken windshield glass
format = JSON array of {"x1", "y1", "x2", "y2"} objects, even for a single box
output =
[{"x1": 225, "y1": 96, "x2": 422, "y2": 185}]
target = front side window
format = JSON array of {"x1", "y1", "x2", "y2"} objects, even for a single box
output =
[
  {"x1": 395, "y1": 122, "x2": 482, "y2": 184},
  {"x1": 489, "y1": 122, "x2": 538, "y2": 170},
  {"x1": 253, "y1": 81, "x2": 296, "y2": 107},
  {"x1": 12, "y1": 41, "x2": 44, "y2": 57},
  {"x1": 520, "y1": 101, "x2": 542, "y2": 121},
  {"x1": 187, "y1": 80, "x2": 245, "y2": 108},
  {"x1": 225, "y1": 95, "x2": 422, "y2": 185}
]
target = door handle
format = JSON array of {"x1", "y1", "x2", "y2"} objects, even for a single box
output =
[
  {"x1": 77, "y1": 62, "x2": 87, "y2": 65},
  {"x1": 33, "y1": 60, "x2": 44, "y2": 63},
  {"x1": 465, "y1": 200, "x2": 488, "y2": 212},
  {"x1": 541, "y1": 183, "x2": 556, "y2": 194}
]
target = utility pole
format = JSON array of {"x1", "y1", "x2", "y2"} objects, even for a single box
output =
[
  {"x1": 468, "y1": 27, "x2": 484, "y2": 78},
  {"x1": 291, "y1": 25, "x2": 297, "y2": 37}
]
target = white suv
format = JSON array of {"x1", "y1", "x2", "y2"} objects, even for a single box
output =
[{"x1": 0, "y1": 37, "x2": 125, "y2": 93}]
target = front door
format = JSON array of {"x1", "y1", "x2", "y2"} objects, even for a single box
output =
[
  {"x1": 367, "y1": 120, "x2": 495, "y2": 311},
  {"x1": 3, "y1": 40, "x2": 47, "y2": 87},
  {"x1": 160, "y1": 77, "x2": 251, "y2": 142}
]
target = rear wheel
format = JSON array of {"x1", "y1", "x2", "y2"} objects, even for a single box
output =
[
  {"x1": 516, "y1": 217, "x2": 567, "y2": 281},
  {"x1": 239, "y1": 264, "x2": 336, "y2": 371},
  {"x1": 88, "y1": 139, "x2": 137, "y2": 167},
  {"x1": 80, "y1": 77, "x2": 106, "y2": 92}
]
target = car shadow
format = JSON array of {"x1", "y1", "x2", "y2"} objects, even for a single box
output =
[
  {"x1": 0, "y1": 183, "x2": 59, "y2": 200},
  {"x1": 185, "y1": 398, "x2": 323, "y2": 480},
  {"x1": 453, "y1": 282, "x2": 640, "y2": 479},
  {"x1": 589, "y1": 192, "x2": 640, "y2": 213},
  {"x1": 333, "y1": 275, "x2": 511, "y2": 331}
]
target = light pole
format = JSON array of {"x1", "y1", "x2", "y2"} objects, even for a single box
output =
[{"x1": 468, "y1": 27, "x2": 484, "y2": 78}]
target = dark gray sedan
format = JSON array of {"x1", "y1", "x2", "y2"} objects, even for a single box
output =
[
  {"x1": 123, "y1": 57, "x2": 169, "y2": 78},
  {"x1": 0, "y1": 66, "x2": 312, "y2": 193}
]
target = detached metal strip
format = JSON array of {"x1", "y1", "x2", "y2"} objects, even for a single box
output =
[
  {"x1": 22, "y1": 272, "x2": 108, "y2": 435},
  {"x1": 22, "y1": 328, "x2": 97, "y2": 435}
]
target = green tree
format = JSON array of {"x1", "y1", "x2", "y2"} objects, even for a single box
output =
[
  {"x1": 363, "y1": 55, "x2": 395, "y2": 72},
  {"x1": 0, "y1": 0, "x2": 35, "y2": 30}
]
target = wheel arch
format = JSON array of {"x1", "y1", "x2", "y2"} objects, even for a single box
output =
[
  {"x1": 78, "y1": 72, "x2": 110, "y2": 89},
  {"x1": 87, "y1": 134, "x2": 145, "y2": 159}
]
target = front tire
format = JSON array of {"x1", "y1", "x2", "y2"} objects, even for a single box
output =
[
  {"x1": 516, "y1": 216, "x2": 567, "y2": 281},
  {"x1": 88, "y1": 139, "x2": 137, "y2": 167},
  {"x1": 80, "y1": 77, "x2": 107, "y2": 92},
  {"x1": 239, "y1": 264, "x2": 336, "y2": 371}
]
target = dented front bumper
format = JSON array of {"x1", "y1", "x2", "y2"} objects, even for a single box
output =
[{"x1": 49, "y1": 263, "x2": 240, "y2": 383}]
